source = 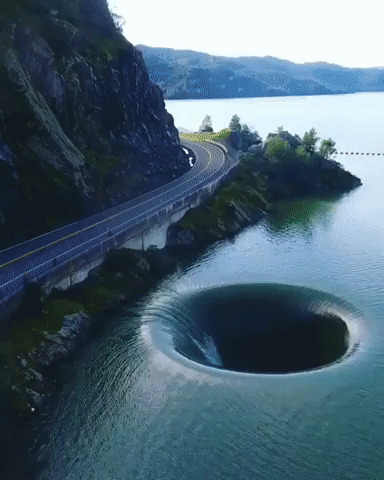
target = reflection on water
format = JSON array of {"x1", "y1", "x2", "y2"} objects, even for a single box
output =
[{"x1": 264, "y1": 196, "x2": 339, "y2": 239}]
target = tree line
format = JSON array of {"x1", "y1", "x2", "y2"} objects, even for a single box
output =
[{"x1": 198, "y1": 114, "x2": 336, "y2": 160}]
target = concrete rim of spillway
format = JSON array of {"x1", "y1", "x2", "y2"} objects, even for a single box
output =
[{"x1": 141, "y1": 283, "x2": 362, "y2": 377}]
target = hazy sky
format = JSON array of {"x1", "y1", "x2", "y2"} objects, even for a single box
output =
[{"x1": 109, "y1": 0, "x2": 383, "y2": 68}]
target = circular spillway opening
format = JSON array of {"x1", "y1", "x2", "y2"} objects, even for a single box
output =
[{"x1": 150, "y1": 284, "x2": 357, "y2": 375}]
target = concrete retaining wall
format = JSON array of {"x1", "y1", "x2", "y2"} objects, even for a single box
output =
[
  {"x1": 51, "y1": 142, "x2": 238, "y2": 289},
  {"x1": 0, "y1": 141, "x2": 238, "y2": 322}
]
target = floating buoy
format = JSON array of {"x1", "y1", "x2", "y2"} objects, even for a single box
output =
[{"x1": 336, "y1": 151, "x2": 383, "y2": 156}]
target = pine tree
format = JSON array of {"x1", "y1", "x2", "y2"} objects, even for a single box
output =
[{"x1": 199, "y1": 115, "x2": 213, "y2": 132}]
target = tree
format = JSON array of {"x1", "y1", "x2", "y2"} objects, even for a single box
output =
[
  {"x1": 107, "y1": 2, "x2": 126, "y2": 34},
  {"x1": 266, "y1": 136, "x2": 293, "y2": 162},
  {"x1": 199, "y1": 115, "x2": 213, "y2": 133},
  {"x1": 319, "y1": 138, "x2": 337, "y2": 159},
  {"x1": 229, "y1": 114, "x2": 241, "y2": 131},
  {"x1": 296, "y1": 145, "x2": 311, "y2": 164},
  {"x1": 243, "y1": 125, "x2": 261, "y2": 149},
  {"x1": 302, "y1": 128, "x2": 319, "y2": 155}
]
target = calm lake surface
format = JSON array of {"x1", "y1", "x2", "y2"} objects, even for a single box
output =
[{"x1": 39, "y1": 93, "x2": 384, "y2": 479}]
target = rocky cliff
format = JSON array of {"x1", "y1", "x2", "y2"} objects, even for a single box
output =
[{"x1": 0, "y1": 1, "x2": 188, "y2": 249}]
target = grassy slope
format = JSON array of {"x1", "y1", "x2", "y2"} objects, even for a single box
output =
[{"x1": 180, "y1": 129, "x2": 231, "y2": 142}]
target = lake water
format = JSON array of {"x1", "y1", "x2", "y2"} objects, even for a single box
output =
[
  {"x1": 167, "y1": 92, "x2": 384, "y2": 153},
  {"x1": 38, "y1": 93, "x2": 384, "y2": 480}
]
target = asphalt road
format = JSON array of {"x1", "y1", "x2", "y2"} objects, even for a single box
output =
[{"x1": 0, "y1": 140, "x2": 231, "y2": 304}]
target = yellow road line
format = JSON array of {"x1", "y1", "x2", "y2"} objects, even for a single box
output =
[{"x1": 0, "y1": 141, "x2": 222, "y2": 271}]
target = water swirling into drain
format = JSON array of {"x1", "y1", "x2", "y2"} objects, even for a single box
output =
[{"x1": 144, "y1": 284, "x2": 360, "y2": 375}]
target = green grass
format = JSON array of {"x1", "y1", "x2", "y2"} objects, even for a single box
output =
[
  {"x1": 78, "y1": 285, "x2": 120, "y2": 314},
  {"x1": 180, "y1": 128, "x2": 231, "y2": 143},
  {"x1": 0, "y1": 249, "x2": 154, "y2": 364},
  {"x1": 0, "y1": 299, "x2": 83, "y2": 358}
]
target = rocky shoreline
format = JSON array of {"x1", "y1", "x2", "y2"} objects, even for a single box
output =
[
  {"x1": 0, "y1": 246, "x2": 186, "y2": 478},
  {"x1": 167, "y1": 131, "x2": 361, "y2": 248}
]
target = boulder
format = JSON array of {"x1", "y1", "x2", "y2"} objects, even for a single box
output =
[
  {"x1": 36, "y1": 312, "x2": 91, "y2": 369},
  {"x1": 264, "y1": 131, "x2": 302, "y2": 152},
  {"x1": 248, "y1": 143, "x2": 263, "y2": 154}
]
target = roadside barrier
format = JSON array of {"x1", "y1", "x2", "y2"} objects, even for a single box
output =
[{"x1": 0, "y1": 141, "x2": 237, "y2": 322}]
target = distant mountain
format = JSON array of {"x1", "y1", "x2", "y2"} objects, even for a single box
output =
[{"x1": 137, "y1": 45, "x2": 384, "y2": 99}]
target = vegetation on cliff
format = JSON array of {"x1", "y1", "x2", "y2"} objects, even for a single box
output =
[{"x1": 0, "y1": 0, "x2": 188, "y2": 249}]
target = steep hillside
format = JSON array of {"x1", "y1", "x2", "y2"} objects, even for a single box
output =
[
  {"x1": 137, "y1": 45, "x2": 384, "y2": 99},
  {"x1": 0, "y1": 1, "x2": 189, "y2": 249}
]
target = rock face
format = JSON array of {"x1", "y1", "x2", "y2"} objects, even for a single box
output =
[
  {"x1": 35, "y1": 312, "x2": 91, "y2": 369},
  {"x1": 14, "y1": 312, "x2": 91, "y2": 412},
  {"x1": 264, "y1": 130, "x2": 302, "y2": 151},
  {"x1": 0, "y1": 1, "x2": 188, "y2": 248}
]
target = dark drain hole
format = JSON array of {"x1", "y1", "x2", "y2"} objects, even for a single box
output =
[
  {"x1": 214, "y1": 314, "x2": 349, "y2": 374},
  {"x1": 162, "y1": 284, "x2": 359, "y2": 374},
  {"x1": 173, "y1": 289, "x2": 351, "y2": 374}
]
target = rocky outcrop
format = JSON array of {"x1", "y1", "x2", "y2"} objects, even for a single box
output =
[
  {"x1": 167, "y1": 131, "x2": 362, "y2": 248},
  {"x1": 167, "y1": 199, "x2": 265, "y2": 247},
  {"x1": 0, "y1": 1, "x2": 189, "y2": 248},
  {"x1": 35, "y1": 312, "x2": 91, "y2": 369},
  {"x1": 264, "y1": 130, "x2": 302, "y2": 151},
  {"x1": 11, "y1": 247, "x2": 179, "y2": 412},
  {"x1": 262, "y1": 130, "x2": 362, "y2": 196},
  {"x1": 10, "y1": 312, "x2": 91, "y2": 414}
]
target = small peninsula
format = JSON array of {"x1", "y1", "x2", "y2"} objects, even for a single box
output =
[{"x1": 168, "y1": 126, "x2": 361, "y2": 246}]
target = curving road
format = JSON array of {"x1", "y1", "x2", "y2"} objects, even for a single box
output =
[{"x1": 0, "y1": 140, "x2": 233, "y2": 306}]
